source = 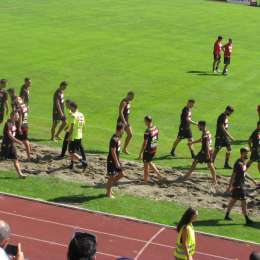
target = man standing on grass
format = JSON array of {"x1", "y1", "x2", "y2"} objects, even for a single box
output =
[
  {"x1": 7, "y1": 88, "x2": 20, "y2": 112},
  {"x1": 106, "y1": 123, "x2": 125, "y2": 198},
  {"x1": 138, "y1": 115, "x2": 161, "y2": 184},
  {"x1": 225, "y1": 147, "x2": 257, "y2": 225},
  {"x1": 20, "y1": 77, "x2": 31, "y2": 106},
  {"x1": 0, "y1": 111, "x2": 26, "y2": 179},
  {"x1": 0, "y1": 79, "x2": 9, "y2": 124},
  {"x1": 222, "y1": 38, "x2": 233, "y2": 76},
  {"x1": 117, "y1": 91, "x2": 135, "y2": 154},
  {"x1": 170, "y1": 99, "x2": 197, "y2": 158},
  {"x1": 247, "y1": 121, "x2": 260, "y2": 173},
  {"x1": 212, "y1": 36, "x2": 223, "y2": 73},
  {"x1": 68, "y1": 102, "x2": 88, "y2": 171},
  {"x1": 51, "y1": 81, "x2": 67, "y2": 141},
  {"x1": 212, "y1": 106, "x2": 234, "y2": 169},
  {"x1": 183, "y1": 121, "x2": 217, "y2": 185}
]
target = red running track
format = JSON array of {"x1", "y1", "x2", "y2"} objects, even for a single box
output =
[{"x1": 0, "y1": 193, "x2": 259, "y2": 260}]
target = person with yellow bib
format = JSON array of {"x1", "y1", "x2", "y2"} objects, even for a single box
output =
[{"x1": 174, "y1": 208, "x2": 198, "y2": 260}]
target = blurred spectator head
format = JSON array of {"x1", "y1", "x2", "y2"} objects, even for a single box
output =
[
  {"x1": 0, "y1": 220, "x2": 11, "y2": 247},
  {"x1": 67, "y1": 232, "x2": 96, "y2": 260},
  {"x1": 250, "y1": 252, "x2": 260, "y2": 260}
]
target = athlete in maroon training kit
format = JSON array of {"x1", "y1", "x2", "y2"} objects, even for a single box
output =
[
  {"x1": 0, "y1": 79, "x2": 9, "y2": 124},
  {"x1": 212, "y1": 36, "x2": 223, "y2": 73},
  {"x1": 222, "y1": 38, "x2": 233, "y2": 75},
  {"x1": 139, "y1": 115, "x2": 161, "y2": 183}
]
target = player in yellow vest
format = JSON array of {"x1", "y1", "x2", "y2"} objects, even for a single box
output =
[
  {"x1": 174, "y1": 208, "x2": 198, "y2": 260},
  {"x1": 68, "y1": 102, "x2": 88, "y2": 171}
]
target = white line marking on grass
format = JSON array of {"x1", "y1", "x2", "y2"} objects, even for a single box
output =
[{"x1": 135, "y1": 227, "x2": 165, "y2": 260}]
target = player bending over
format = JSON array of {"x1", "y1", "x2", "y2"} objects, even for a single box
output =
[
  {"x1": 171, "y1": 99, "x2": 197, "y2": 158},
  {"x1": 213, "y1": 106, "x2": 234, "y2": 169},
  {"x1": 247, "y1": 121, "x2": 260, "y2": 173},
  {"x1": 139, "y1": 115, "x2": 161, "y2": 183},
  {"x1": 0, "y1": 79, "x2": 9, "y2": 124},
  {"x1": 106, "y1": 123, "x2": 125, "y2": 198},
  {"x1": 225, "y1": 147, "x2": 257, "y2": 225},
  {"x1": 212, "y1": 36, "x2": 223, "y2": 73},
  {"x1": 117, "y1": 91, "x2": 135, "y2": 154},
  {"x1": 51, "y1": 81, "x2": 67, "y2": 141},
  {"x1": 183, "y1": 121, "x2": 217, "y2": 185},
  {"x1": 0, "y1": 111, "x2": 26, "y2": 178},
  {"x1": 68, "y1": 102, "x2": 88, "y2": 171},
  {"x1": 222, "y1": 38, "x2": 233, "y2": 76}
]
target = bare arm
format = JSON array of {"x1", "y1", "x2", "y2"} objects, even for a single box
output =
[
  {"x1": 56, "y1": 99, "x2": 64, "y2": 117},
  {"x1": 139, "y1": 139, "x2": 147, "y2": 159},
  {"x1": 111, "y1": 147, "x2": 120, "y2": 168},
  {"x1": 189, "y1": 138, "x2": 201, "y2": 146},
  {"x1": 119, "y1": 101, "x2": 127, "y2": 125},
  {"x1": 228, "y1": 171, "x2": 236, "y2": 192},
  {"x1": 248, "y1": 136, "x2": 252, "y2": 151},
  {"x1": 221, "y1": 124, "x2": 234, "y2": 140},
  {"x1": 7, "y1": 130, "x2": 22, "y2": 145},
  {"x1": 68, "y1": 123, "x2": 74, "y2": 141}
]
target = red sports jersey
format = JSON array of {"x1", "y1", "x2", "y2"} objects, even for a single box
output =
[
  {"x1": 224, "y1": 43, "x2": 233, "y2": 58},
  {"x1": 214, "y1": 41, "x2": 222, "y2": 55}
]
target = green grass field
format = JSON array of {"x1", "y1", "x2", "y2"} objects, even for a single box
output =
[{"x1": 0, "y1": 0, "x2": 260, "y2": 243}]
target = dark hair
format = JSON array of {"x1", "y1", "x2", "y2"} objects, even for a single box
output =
[
  {"x1": 226, "y1": 105, "x2": 234, "y2": 113},
  {"x1": 198, "y1": 121, "x2": 206, "y2": 127},
  {"x1": 70, "y1": 102, "x2": 78, "y2": 110},
  {"x1": 177, "y1": 208, "x2": 197, "y2": 233},
  {"x1": 7, "y1": 88, "x2": 15, "y2": 94},
  {"x1": 257, "y1": 121, "x2": 260, "y2": 126},
  {"x1": 188, "y1": 99, "x2": 195, "y2": 104},
  {"x1": 116, "y1": 123, "x2": 125, "y2": 131},
  {"x1": 0, "y1": 79, "x2": 7, "y2": 85},
  {"x1": 218, "y1": 36, "x2": 223, "y2": 40},
  {"x1": 144, "y1": 115, "x2": 152, "y2": 123},
  {"x1": 24, "y1": 77, "x2": 31, "y2": 82},
  {"x1": 65, "y1": 99, "x2": 72, "y2": 104},
  {"x1": 229, "y1": 38, "x2": 232, "y2": 42},
  {"x1": 67, "y1": 232, "x2": 96, "y2": 260},
  {"x1": 127, "y1": 91, "x2": 134, "y2": 97},
  {"x1": 60, "y1": 81, "x2": 68, "y2": 88},
  {"x1": 240, "y1": 147, "x2": 249, "y2": 154},
  {"x1": 250, "y1": 252, "x2": 260, "y2": 260}
]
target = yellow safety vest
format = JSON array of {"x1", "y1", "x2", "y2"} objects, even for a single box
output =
[{"x1": 174, "y1": 224, "x2": 196, "y2": 260}]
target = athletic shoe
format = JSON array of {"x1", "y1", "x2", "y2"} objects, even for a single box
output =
[
  {"x1": 224, "y1": 164, "x2": 232, "y2": 169},
  {"x1": 170, "y1": 150, "x2": 176, "y2": 157},
  {"x1": 224, "y1": 215, "x2": 233, "y2": 221}
]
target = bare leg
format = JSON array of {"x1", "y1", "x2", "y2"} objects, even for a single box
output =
[
  {"x1": 122, "y1": 126, "x2": 133, "y2": 154},
  {"x1": 149, "y1": 162, "x2": 161, "y2": 180},
  {"x1": 171, "y1": 138, "x2": 181, "y2": 155},
  {"x1": 224, "y1": 148, "x2": 232, "y2": 168},
  {"x1": 188, "y1": 138, "x2": 195, "y2": 158},
  {"x1": 258, "y1": 162, "x2": 260, "y2": 173},
  {"x1": 13, "y1": 160, "x2": 26, "y2": 178},
  {"x1": 208, "y1": 162, "x2": 217, "y2": 185},
  {"x1": 55, "y1": 121, "x2": 66, "y2": 139},
  {"x1": 246, "y1": 160, "x2": 253, "y2": 170},
  {"x1": 212, "y1": 147, "x2": 220, "y2": 162},
  {"x1": 184, "y1": 160, "x2": 198, "y2": 180},
  {"x1": 241, "y1": 200, "x2": 247, "y2": 216},
  {"x1": 144, "y1": 162, "x2": 149, "y2": 183},
  {"x1": 212, "y1": 60, "x2": 217, "y2": 72},
  {"x1": 51, "y1": 121, "x2": 58, "y2": 140},
  {"x1": 216, "y1": 59, "x2": 221, "y2": 71},
  {"x1": 225, "y1": 198, "x2": 237, "y2": 220},
  {"x1": 106, "y1": 177, "x2": 114, "y2": 198},
  {"x1": 23, "y1": 140, "x2": 31, "y2": 160}
]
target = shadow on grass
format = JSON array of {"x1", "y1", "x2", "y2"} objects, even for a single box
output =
[
  {"x1": 187, "y1": 70, "x2": 221, "y2": 76},
  {"x1": 50, "y1": 193, "x2": 107, "y2": 204},
  {"x1": 30, "y1": 138, "x2": 50, "y2": 142},
  {"x1": 86, "y1": 149, "x2": 107, "y2": 155},
  {"x1": 232, "y1": 140, "x2": 248, "y2": 145},
  {"x1": 194, "y1": 219, "x2": 242, "y2": 227}
]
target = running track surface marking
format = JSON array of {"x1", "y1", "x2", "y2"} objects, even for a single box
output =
[{"x1": 0, "y1": 194, "x2": 259, "y2": 260}]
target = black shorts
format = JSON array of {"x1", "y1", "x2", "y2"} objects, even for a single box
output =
[
  {"x1": 214, "y1": 54, "x2": 221, "y2": 61},
  {"x1": 1, "y1": 143, "x2": 17, "y2": 160},
  {"x1": 143, "y1": 151, "x2": 155, "y2": 163},
  {"x1": 250, "y1": 149, "x2": 260, "y2": 162},
  {"x1": 53, "y1": 111, "x2": 66, "y2": 122},
  {"x1": 215, "y1": 136, "x2": 231, "y2": 150},
  {"x1": 16, "y1": 126, "x2": 28, "y2": 141},
  {"x1": 107, "y1": 161, "x2": 121, "y2": 177},
  {"x1": 224, "y1": 57, "x2": 231, "y2": 65},
  {"x1": 117, "y1": 118, "x2": 130, "y2": 128},
  {"x1": 232, "y1": 187, "x2": 246, "y2": 200},
  {"x1": 196, "y1": 150, "x2": 213, "y2": 164},
  {"x1": 177, "y1": 127, "x2": 192, "y2": 139},
  {"x1": 69, "y1": 139, "x2": 82, "y2": 154}
]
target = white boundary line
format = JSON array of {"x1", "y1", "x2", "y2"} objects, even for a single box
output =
[
  {"x1": 134, "y1": 227, "x2": 165, "y2": 260},
  {"x1": 0, "y1": 209, "x2": 236, "y2": 260},
  {"x1": 0, "y1": 191, "x2": 259, "y2": 247}
]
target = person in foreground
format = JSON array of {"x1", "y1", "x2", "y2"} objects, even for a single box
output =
[
  {"x1": 0, "y1": 112, "x2": 26, "y2": 178},
  {"x1": 139, "y1": 115, "x2": 161, "y2": 183},
  {"x1": 250, "y1": 252, "x2": 260, "y2": 260},
  {"x1": 183, "y1": 121, "x2": 217, "y2": 185},
  {"x1": 106, "y1": 123, "x2": 125, "y2": 198},
  {"x1": 0, "y1": 220, "x2": 25, "y2": 260},
  {"x1": 225, "y1": 147, "x2": 257, "y2": 225},
  {"x1": 174, "y1": 207, "x2": 198, "y2": 260},
  {"x1": 67, "y1": 231, "x2": 96, "y2": 260},
  {"x1": 117, "y1": 91, "x2": 135, "y2": 154}
]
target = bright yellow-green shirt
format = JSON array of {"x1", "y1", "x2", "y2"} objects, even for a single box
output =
[{"x1": 71, "y1": 111, "x2": 85, "y2": 140}]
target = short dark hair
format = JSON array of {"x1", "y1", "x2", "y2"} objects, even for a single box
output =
[
  {"x1": 198, "y1": 121, "x2": 206, "y2": 127},
  {"x1": 65, "y1": 99, "x2": 72, "y2": 104},
  {"x1": 257, "y1": 121, "x2": 260, "y2": 126},
  {"x1": 240, "y1": 147, "x2": 249, "y2": 154},
  {"x1": 24, "y1": 77, "x2": 31, "y2": 82},
  {"x1": 7, "y1": 88, "x2": 15, "y2": 94},
  {"x1": 250, "y1": 251, "x2": 260, "y2": 260},
  {"x1": 0, "y1": 79, "x2": 7, "y2": 85},
  {"x1": 218, "y1": 36, "x2": 223, "y2": 40},
  {"x1": 116, "y1": 122, "x2": 125, "y2": 131},
  {"x1": 226, "y1": 105, "x2": 234, "y2": 113},
  {"x1": 127, "y1": 91, "x2": 134, "y2": 97},
  {"x1": 144, "y1": 115, "x2": 152, "y2": 123},
  {"x1": 188, "y1": 99, "x2": 195, "y2": 104},
  {"x1": 67, "y1": 232, "x2": 96, "y2": 260},
  {"x1": 70, "y1": 102, "x2": 78, "y2": 110},
  {"x1": 229, "y1": 38, "x2": 232, "y2": 42},
  {"x1": 60, "y1": 81, "x2": 68, "y2": 88}
]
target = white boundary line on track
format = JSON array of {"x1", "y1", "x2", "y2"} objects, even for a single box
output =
[
  {"x1": 134, "y1": 227, "x2": 165, "y2": 260},
  {"x1": 11, "y1": 233, "x2": 119, "y2": 259},
  {"x1": 0, "y1": 209, "x2": 237, "y2": 260}
]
